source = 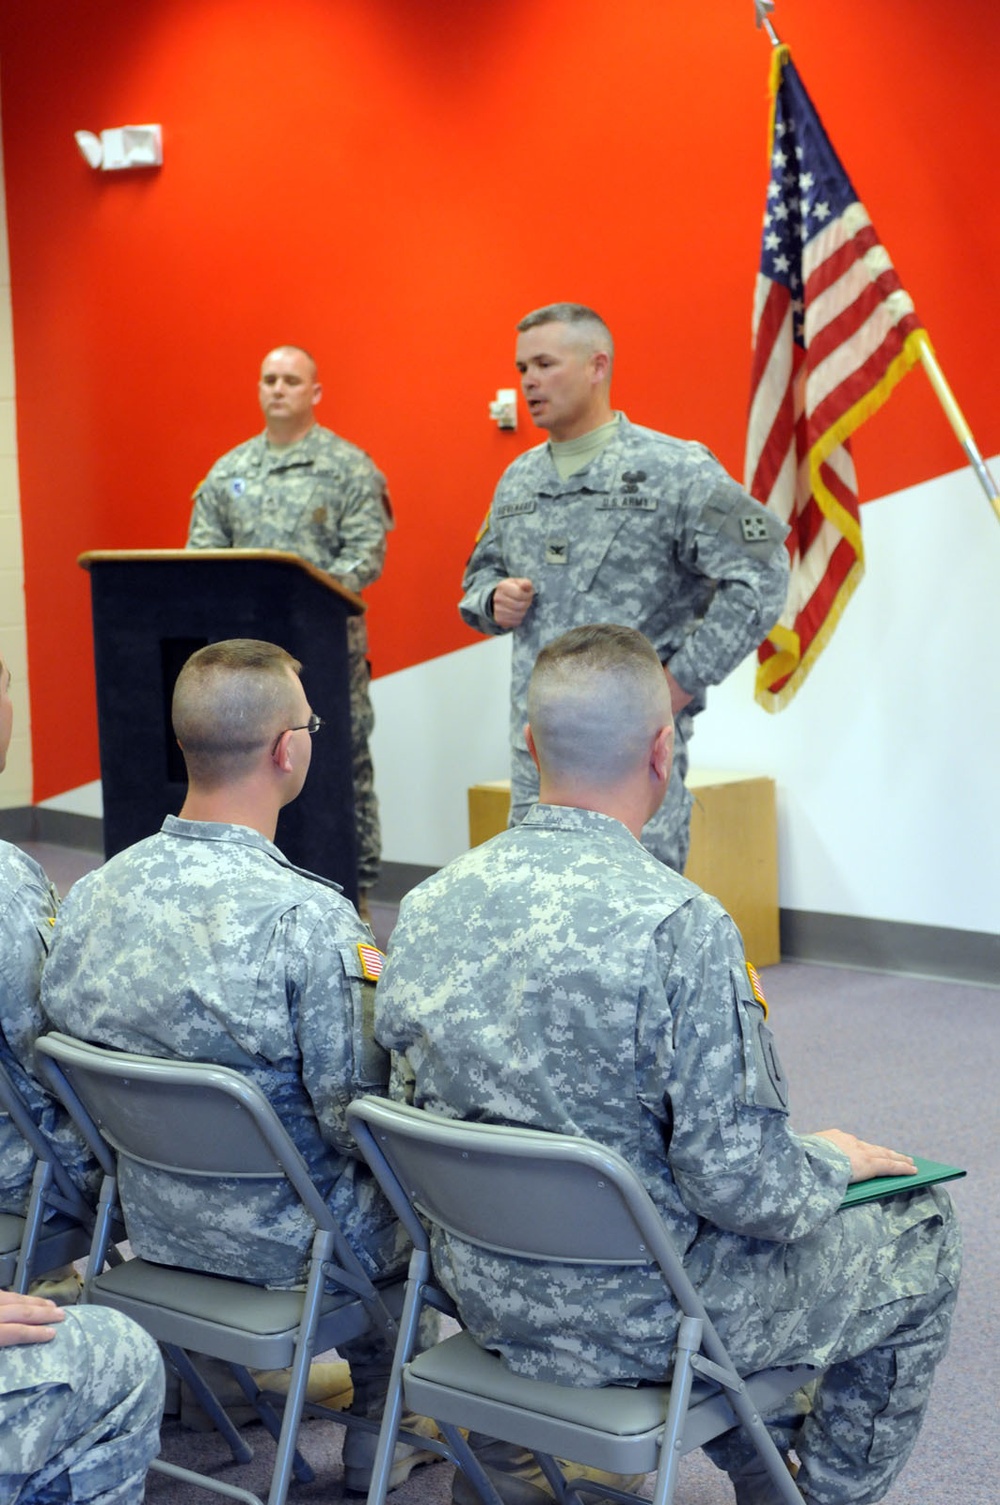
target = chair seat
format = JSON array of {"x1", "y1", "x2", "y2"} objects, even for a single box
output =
[
  {"x1": 90, "y1": 1255, "x2": 380, "y2": 1370},
  {"x1": 406, "y1": 1332, "x2": 818, "y2": 1473}
]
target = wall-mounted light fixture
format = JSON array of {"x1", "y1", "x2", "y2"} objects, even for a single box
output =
[{"x1": 74, "y1": 124, "x2": 163, "y2": 172}]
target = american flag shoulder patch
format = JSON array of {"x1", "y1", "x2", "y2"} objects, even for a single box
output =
[
  {"x1": 357, "y1": 942, "x2": 385, "y2": 982},
  {"x1": 746, "y1": 961, "x2": 768, "y2": 1017}
]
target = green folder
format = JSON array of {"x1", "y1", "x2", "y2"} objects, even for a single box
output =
[{"x1": 840, "y1": 1155, "x2": 966, "y2": 1209}]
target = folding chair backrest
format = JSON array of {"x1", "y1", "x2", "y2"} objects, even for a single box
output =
[
  {"x1": 0, "y1": 1054, "x2": 86, "y2": 1210},
  {"x1": 36, "y1": 1033, "x2": 334, "y2": 1232},
  {"x1": 348, "y1": 1097, "x2": 690, "y2": 1288}
]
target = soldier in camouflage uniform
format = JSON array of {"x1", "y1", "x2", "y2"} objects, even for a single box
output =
[
  {"x1": 188, "y1": 345, "x2": 392, "y2": 907},
  {"x1": 459, "y1": 304, "x2": 789, "y2": 872},
  {"x1": 0, "y1": 650, "x2": 97, "y2": 1217},
  {"x1": 41, "y1": 641, "x2": 420, "y2": 1484},
  {"x1": 376, "y1": 625, "x2": 960, "y2": 1505},
  {"x1": 0, "y1": 1291, "x2": 163, "y2": 1503}
]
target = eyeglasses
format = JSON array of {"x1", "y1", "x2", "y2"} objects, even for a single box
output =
[{"x1": 271, "y1": 713, "x2": 324, "y2": 756}]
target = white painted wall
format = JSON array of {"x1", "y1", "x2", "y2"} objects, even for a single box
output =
[{"x1": 371, "y1": 459, "x2": 1000, "y2": 936}]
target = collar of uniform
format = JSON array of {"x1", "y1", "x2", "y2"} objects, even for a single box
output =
[
  {"x1": 519, "y1": 803, "x2": 640, "y2": 847},
  {"x1": 258, "y1": 423, "x2": 326, "y2": 473},
  {"x1": 158, "y1": 813, "x2": 343, "y2": 892},
  {"x1": 535, "y1": 412, "x2": 633, "y2": 498}
]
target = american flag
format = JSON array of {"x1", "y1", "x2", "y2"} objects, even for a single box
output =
[{"x1": 745, "y1": 46, "x2": 925, "y2": 710}]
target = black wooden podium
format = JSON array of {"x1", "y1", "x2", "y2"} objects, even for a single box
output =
[{"x1": 80, "y1": 549, "x2": 363, "y2": 902}]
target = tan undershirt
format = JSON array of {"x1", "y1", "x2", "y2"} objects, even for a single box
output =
[{"x1": 548, "y1": 413, "x2": 621, "y2": 480}]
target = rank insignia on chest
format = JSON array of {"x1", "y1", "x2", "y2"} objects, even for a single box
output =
[
  {"x1": 357, "y1": 943, "x2": 385, "y2": 981},
  {"x1": 545, "y1": 537, "x2": 569, "y2": 565},
  {"x1": 230, "y1": 478, "x2": 246, "y2": 497},
  {"x1": 746, "y1": 961, "x2": 768, "y2": 1017},
  {"x1": 312, "y1": 506, "x2": 327, "y2": 525}
]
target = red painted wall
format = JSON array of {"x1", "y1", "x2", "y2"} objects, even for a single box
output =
[{"x1": 1, "y1": 0, "x2": 996, "y2": 799}]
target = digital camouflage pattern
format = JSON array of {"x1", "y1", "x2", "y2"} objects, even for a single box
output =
[
  {"x1": 459, "y1": 417, "x2": 790, "y2": 871},
  {"x1": 0, "y1": 1306, "x2": 163, "y2": 1504},
  {"x1": 188, "y1": 423, "x2": 390, "y2": 888},
  {"x1": 41, "y1": 816, "x2": 407, "y2": 1288},
  {"x1": 376, "y1": 805, "x2": 960, "y2": 1505},
  {"x1": 0, "y1": 840, "x2": 98, "y2": 1215}
]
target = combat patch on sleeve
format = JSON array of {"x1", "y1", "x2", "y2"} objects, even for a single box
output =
[
  {"x1": 190, "y1": 477, "x2": 208, "y2": 501},
  {"x1": 357, "y1": 942, "x2": 385, "y2": 982},
  {"x1": 746, "y1": 961, "x2": 768, "y2": 1017}
]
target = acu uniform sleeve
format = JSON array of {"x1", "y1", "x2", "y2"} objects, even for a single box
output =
[
  {"x1": 187, "y1": 467, "x2": 234, "y2": 549},
  {"x1": 458, "y1": 481, "x2": 514, "y2": 637},
  {"x1": 293, "y1": 914, "x2": 390, "y2": 1159},
  {"x1": 665, "y1": 468, "x2": 790, "y2": 696},
  {"x1": 641, "y1": 910, "x2": 848, "y2": 1242},
  {"x1": 321, "y1": 455, "x2": 390, "y2": 594}
]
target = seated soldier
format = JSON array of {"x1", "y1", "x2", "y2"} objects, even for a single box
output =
[
  {"x1": 375, "y1": 623, "x2": 961, "y2": 1505},
  {"x1": 0, "y1": 649, "x2": 97, "y2": 1252},
  {"x1": 41, "y1": 639, "x2": 433, "y2": 1489},
  {"x1": 0, "y1": 1289, "x2": 163, "y2": 1503}
]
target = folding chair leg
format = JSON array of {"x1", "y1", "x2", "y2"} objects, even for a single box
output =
[
  {"x1": 164, "y1": 1345, "x2": 254, "y2": 1467},
  {"x1": 13, "y1": 1161, "x2": 54, "y2": 1292},
  {"x1": 365, "y1": 1256, "x2": 428, "y2": 1505},
  {"x1": 228, "y1": 1365, "x2": 315, "y2": 1485},
  {"x1": 649, "y1": 1315, "x2": 703, "y2": 1505},
  {"x1": 440, "y1": 1424, "x2": 508, "y2": 1505}
]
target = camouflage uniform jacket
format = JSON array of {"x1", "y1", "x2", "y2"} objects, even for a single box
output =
[
  {"x1": 41, "y1": 817, "x2": 404, "y2": 1287},
  {"x1": 376, "y1": 806, "x2": 947, "y2": 1386},
  {"x1": 458, "y1": 419, "x2": 790, "y2": 868},
  {"x1": 0, "y1": 841, "x2": 96, "y2": 1215},
  {"x1": 188, "y1": 422, "x2": 390, "y2": 655}
]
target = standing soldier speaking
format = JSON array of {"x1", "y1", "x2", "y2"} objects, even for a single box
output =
[
  {"x1": 459, "y1": 304, "x2": 790, "y2": 873},
  {"x1": 188, "y1": 345, "x2": 392, "y2": 918}
]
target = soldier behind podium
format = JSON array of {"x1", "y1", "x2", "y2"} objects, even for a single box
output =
[
  {"x1": 376, "y1": 624, "x2": 960, "y2": 1505},
  {"x1": 41, "y1": 639, "x2": 435, "y2": 1489},
  {"x1": 0, "y1": 648, "x2": 98, "y2": 1239},
  {"x1": 188, "y1": 344, "x2": 392, "y2": 921}
]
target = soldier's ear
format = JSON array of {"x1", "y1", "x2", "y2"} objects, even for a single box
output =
[
  {"x1": 311, "y1": 381, "x2": 323, "y2": 408},
  {"x1": 650, "y1": 722, "x2": 673, "y2": 786},
  {"x1": 524, "y1": 723, "x2": 540, "y2": 770}
]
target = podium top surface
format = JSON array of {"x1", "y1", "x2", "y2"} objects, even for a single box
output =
[{"x1": 78, "y1": 548, "x2": 364, "y2": 612}]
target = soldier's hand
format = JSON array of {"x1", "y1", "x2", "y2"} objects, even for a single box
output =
[
  {"x1": 0, "y1": 1290, "x2": 65, "y2": 1347},
  {"x1": 813, "y1": 1129, "x2": 917, "y2": 1184},
  {"x1": 493, "y1": 578, "x2": 535, "y2": 629}
]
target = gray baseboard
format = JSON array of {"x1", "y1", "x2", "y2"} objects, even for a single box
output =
[
  {"x1": 0, "y1": 806, "x2": 104, "y2": 853},
  {"x1": 780, "y1": 909, "x2": 999, "y2": 988}
]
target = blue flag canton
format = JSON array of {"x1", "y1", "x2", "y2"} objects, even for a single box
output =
[{"x1": 760, "y1": 59, "x2": 858, "y2": 346}]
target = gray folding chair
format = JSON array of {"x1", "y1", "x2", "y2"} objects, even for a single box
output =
[
  {"x1": 0, "y1": 1056, "x2": 94, "y2": 1291},
  {"x1": 35, "y1": 1033, "x2": 408, "y2": 1505},
  {"x1": 347, "y1": 1096, "x2": 817, "y2": 1505}
]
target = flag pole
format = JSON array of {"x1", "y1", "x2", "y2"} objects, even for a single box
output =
[{"x1": 752, "y1": 1, "x2": 1000, "y2": 524}]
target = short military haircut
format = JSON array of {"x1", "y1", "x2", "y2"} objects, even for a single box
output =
[
  {"x1": 516, "y1": 304, "x2": 614, "y2": 363},
  {"x1": 263, "y1": 345, "x2": 318, "y2": 377},
  {"x1": 527, "y1": 624, "x2": 670, "y2": 787},
  {"x1": 172, "y1": 639, "x2": 304, "y2": 786}
]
